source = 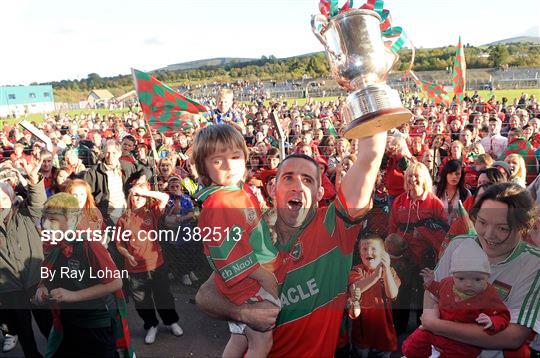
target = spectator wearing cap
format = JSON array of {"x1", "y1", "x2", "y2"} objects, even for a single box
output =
[
  {"x1": 492, "y1": 161, "x2": 512, "y2": 181},
  {"x1": 64, "y1": 133, "x2": 94, "y2": 167},
  {"x1": 480, "y1": 117, "x2": 508, "y2": 160}
]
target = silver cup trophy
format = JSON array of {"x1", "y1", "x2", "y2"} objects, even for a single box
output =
[{"x1": 312, "y1": 9, "x2": 412, "y2": 138}]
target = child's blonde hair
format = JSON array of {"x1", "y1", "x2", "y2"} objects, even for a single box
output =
[{"x1": 192, "y1": 124, "x2": 249, "y2": 186}]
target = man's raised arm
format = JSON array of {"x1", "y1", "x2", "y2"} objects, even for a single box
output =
[{"x1": 340, "y1": 132, "x2": 387, "y2": 217}]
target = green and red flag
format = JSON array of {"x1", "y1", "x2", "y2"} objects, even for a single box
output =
[
  {"x1": 452, "y1": 36, "x2": 467, "y2": 105},
  {"x1": 439, "y1": 200, "x2": 476, "y2": 258},
  {"x1": 410, "y1": 71, "x2": 451, "y2": 106},
  {"x1": 131, "y1": 68, "x2": 207, "y2": 133}
]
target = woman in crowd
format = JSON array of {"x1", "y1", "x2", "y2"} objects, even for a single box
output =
[
  {"x1": 463, "y1": 167, "x2": 506, "y2": 210},
  {"x1": 318, "y1": 135, "x2": 337, "y2": 160},
  {"x1": 421, "y1": 183, "x2": 539, "y2": 357},
  {"x1": 435, "y1": 159, "x2": 471, "y2": 221},
  {"x1": 505, "y1": 153, "x2": 527, "y2": 187},
  {"x1": 50, "y1": 166, "x2": 71, "y2": 194},
  {"x1": 64, "y1": 179, "x2": 104, "y2": 232},
  {"x1": 388, "y1": 162, "x2": 448, "y2": 334},
  {"x1": 157, "y1": 157, "x2": 179, "y2": 185}
]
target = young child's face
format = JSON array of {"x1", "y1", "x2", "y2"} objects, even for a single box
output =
[
  {"x1": 205, "y1": 145, "x2": 246, "y2": 187},
  {"x1": 452, "y1": 271, "x2": 489, "y2": 296},
  {"x1": 168, "y1": 180, "x2": 182, "y2": 195},
  {"x1": 360, "y1": 240, "x2": 383, "y2": 269}
]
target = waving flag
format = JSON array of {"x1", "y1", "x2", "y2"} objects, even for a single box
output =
[
  {"x1": 132, "y1": 68, "x2": 207, "y2": 133},
  {"x1": 452, "y1": 36, "x2": 467, "y2": 104},
  {"x1": 410, "y1": 71, "x2": 451, "y2": 106}
]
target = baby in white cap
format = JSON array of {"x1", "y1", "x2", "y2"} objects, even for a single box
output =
[{"x1": 402, "y1": 239, "x2": 510, "y2": 357}]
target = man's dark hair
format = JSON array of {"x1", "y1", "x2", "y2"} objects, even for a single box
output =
[{"x1": 277, "y1": 153, "x2": 321, "y2": 186}]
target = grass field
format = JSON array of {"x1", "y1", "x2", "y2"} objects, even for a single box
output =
[{"x1": 1, "y1": 88, "x2": 538, "y2": 128}]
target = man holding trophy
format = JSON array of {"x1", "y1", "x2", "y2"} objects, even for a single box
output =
[{"x1": 195, "y1": 1, "x2": 412, "y2": 357}]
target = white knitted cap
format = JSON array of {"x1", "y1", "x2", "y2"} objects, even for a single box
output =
[{"x1": 449, "y1": 239, "x2": 491, "y2": 275}]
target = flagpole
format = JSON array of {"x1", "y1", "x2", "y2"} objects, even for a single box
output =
[
  {"x1": 270, "y1": 111, "x2": 286, "y2": 160},
  {"x1": 131, "y1": 68, "x2": 160, "y2": 190},
  {"x1": 145, "y1": 121, "x2": 160, "y2": 191}
]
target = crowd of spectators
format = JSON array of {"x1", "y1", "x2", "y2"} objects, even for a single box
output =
[{"x1": 0, "y1": 85, "x2": 539, "y2": 357}]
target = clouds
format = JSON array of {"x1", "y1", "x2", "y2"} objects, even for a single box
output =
[{"x1": 143, "y1": 37, "x2": 165, "y2": 46}]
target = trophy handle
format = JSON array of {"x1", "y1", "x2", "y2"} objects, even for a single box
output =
[
  {"x1": 382, "y1": 45, "x2": 399, "y2": 81},
  {"x1": 311, "y1": 15, "x2": 342, "y2": 61}
]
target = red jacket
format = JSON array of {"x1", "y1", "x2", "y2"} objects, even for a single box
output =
[{"x1": 389, "y1": 192, "x2": 448, "y2": 267}]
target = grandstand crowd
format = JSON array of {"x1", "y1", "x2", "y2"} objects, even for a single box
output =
[{"x1": 0, "y1": 87, "x2": 539, "y2": 357}]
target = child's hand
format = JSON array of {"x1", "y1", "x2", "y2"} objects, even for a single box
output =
[
  {"x1": 381, "y1": 252, "x2": 391, "y2": 269},
  {"x1": 476, "y1": 313, "x2": 493, "y2": 330},
  {"x1": 34, "y1": 286, "x2": 50, "y2": 304},
  {"x1": 127, "y1": 254, "x2": 138, "y2": 267},
  {"x1": 50, "y1": 288, "x2": 78, "y2": 303},
  {"x1": 420, "y1": 268, "x2": 434, "y2": 286},
  {"x1": 371, "y1": 264, "x2": 383, "y2": 280}
]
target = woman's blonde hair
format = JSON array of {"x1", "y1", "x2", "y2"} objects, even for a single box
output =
[
  {"x1": 403, "y1": 162, "x2": 433, "y2": 195},
  {"x1": 505, "y1": 154, "x2": 527, "y2": 184}
]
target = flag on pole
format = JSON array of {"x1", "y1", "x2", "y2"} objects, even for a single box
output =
[
  {"x1": 131, "y1": 68, "x2": 207, "y2": 133},
  {"x1": 452, "y1": 36, "x2": 466, "y2": 104},
  {"x1": 409, "y1": 71, "x2": 451, "y2": 106},
  {"x1": 439, "y1": 200, "x2": 477, "y2": 258}
]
